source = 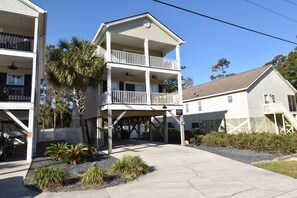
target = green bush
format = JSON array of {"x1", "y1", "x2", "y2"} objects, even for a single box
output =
[
  {"x1": 197, "y1": 132, "x2": 297, "y2": 155},
  {"x1": 33, "y1": 166, "x2": 69, "y2": 190},
  {"x1": 45, "y1": 142, "x2": 70, "y2": 161},
  {"x1": 62, "y1": 143, "x2": 91, "y2": 164},
  {"x1": 111, "y1": 155, "x2": 149, "y2": 182},
  {"x1": 81, "y1": 164, "x2": 107, "y2": 187}
]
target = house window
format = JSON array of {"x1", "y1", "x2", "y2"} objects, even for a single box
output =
[
  {"x1": 228, "y1": 95, "x2": 233, "y2": 103},
  {"x1": 111, "y1": 81, "x2": 119, "y2": 90},
  {"x1": 7, "y1": 74, "x2": 24, "y2": 97},
  {"x1": 192, "y1": 122, "x2": 199, "y2": 128},
  {"x1": 185, "y1": 104, "x2": 189, "y2": 113},
  {"x1": 288, "y1": 95, "x2": 296, "y2": 112},
  {"x1": 198, "y1": 101, "x2": 202, "y2": 111},
  {"x1": 7, "y1": 74, "x2": 24, "y2": 85},
  {"x1": 151, "y1": 84, "x2": 159, "y2": 93},
  {"x1": 264, "y1": 94, "x2": 275, "y2": 104}
]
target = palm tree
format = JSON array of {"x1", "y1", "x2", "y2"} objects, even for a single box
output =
[{"x1": 47, "y1": 37, "x2": 105, "y2": 144}]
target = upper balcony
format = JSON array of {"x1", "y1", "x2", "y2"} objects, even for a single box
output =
[{"x1": 110, "y1": 49, "x2": 179, "y2": 70}]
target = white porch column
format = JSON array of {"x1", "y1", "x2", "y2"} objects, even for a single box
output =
[
  {"x1": 163, "y1": 114, "x2": 168, "y2": 143},
  {"x1": 108, "y1": 109, "x2": 113, "y2": 154},
  {"x1": 144, "y1": 39, "x2": 149, "y2": 66},
  {"x1": 27, "y1": 109, "x2": 34, "y2": 162},
  {"x1": 106, "y1": 31, "x2": 111, "y2": 61},
  {"x1": 107, "y1": 66, "x2": 112, "y2": 104},
  {"x1": 26, "y1": 17, "x2": 39, "y2": 162},
  {"x1": 176, "y1": 45, "x2": 181, "y2": 70},
  {"x1": 177, "y1": 74, "x2": 183, "y2": 105},
  {"x1": 274, "y1": 113, "x2": 279, "y2": 134},
  {"x1": 146, "y1": 71, "x2": 151, "y2": 105},
  {"x1": 180, "y1": 115, "x2": 185, "y2": 146}
]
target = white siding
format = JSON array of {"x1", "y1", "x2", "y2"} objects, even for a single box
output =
[
  {"x1": 247, "y1": 68, "x2": 296, "y2": 117},
  {"x1": 183, "y1": 92, "x2": 249, "y2": 119},
  {"x1": 0, "y1": 0, "x2": 38, "y2": 17}
]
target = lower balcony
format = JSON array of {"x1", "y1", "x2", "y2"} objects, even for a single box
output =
[
  {"x1": 0, "y1": 84, "x2": 31, "y2": 102},
  {"x1": 99, "y1": 90, "x2": 180, "y2": 106}
]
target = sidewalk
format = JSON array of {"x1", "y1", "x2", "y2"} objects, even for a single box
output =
[
  {"x1": 0, "y1": 159, "x2": 40, "y2": 198},
  {"x1": 38, "y1": 143, "x2": 297, "y2": 198}
]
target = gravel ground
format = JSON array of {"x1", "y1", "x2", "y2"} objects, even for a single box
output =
[
  {"x1": 190, "y1": 144, "x2": 279, "y2": 164},
  {"x1": 24, "y1": 153, "x2": 125, "y2": 192}
]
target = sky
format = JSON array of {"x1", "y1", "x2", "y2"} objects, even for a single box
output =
[{"x1": 32, "y1": 0, "x2": 297, "y2": 85}]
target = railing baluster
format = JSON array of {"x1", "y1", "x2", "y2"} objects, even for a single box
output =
[{"x1": 0, "y1": 32, "x2": 33, "y2": 51}]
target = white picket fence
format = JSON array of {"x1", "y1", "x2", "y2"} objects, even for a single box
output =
[{"x1": 38, "y1": 127, "x2": 83, "y2": 144}]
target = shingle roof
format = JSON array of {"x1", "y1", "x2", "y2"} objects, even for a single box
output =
[{"x1": 183, "y1": 65, "x2": 271, "y2": 101}]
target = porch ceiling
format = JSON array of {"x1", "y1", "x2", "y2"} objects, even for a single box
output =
[
  {"x1": 111, "y1": 67, "x2": 176, "y2": 81},
  {"x1": 104, "y1": 33, "x2": 176, "y2": 55},
  {"x1": 0, "y1": 54, "x2": 33, "y2": 69},
  {"x1": 0, "y1": 11, "x2": 34, "y2": 32}
]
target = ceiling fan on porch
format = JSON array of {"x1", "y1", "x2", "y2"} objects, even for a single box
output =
[
  {"x1": 152, "y1": 74, "x2": 158, "y2": 80},
  {"x1": 125, "y1": 72, "x2": 134, "y2": 77},
  {"x1": 7, "y1": 62, "x2": 18, "y2": 70}
]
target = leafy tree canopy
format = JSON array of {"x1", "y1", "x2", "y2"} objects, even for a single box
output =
[{"x1": 210, "y1": 58, "x2": 232, "y2": 80}]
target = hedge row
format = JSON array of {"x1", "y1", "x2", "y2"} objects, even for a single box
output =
[{"x1": 190, "y1": 132, "x2": 297, "y2": 155}]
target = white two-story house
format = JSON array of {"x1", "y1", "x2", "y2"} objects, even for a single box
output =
[
  {"x1": 176, "y1": 65, "x2": 297, "y2": 134},
  {"x1": 0, "y1": 0, "x2": 47, "y2": 162},
  {"x1": 84, "y1": 13, "x2": 185, "y2": 153}
]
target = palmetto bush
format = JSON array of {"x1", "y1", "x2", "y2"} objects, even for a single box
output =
[
  {"x1": 81, "y1": 164, "x2": 108, "y2": 187},
  {"x1": 45, "y1": 142, "x2": 70, "y2": 161},
  {"x1": 62, "y1": 143, "x2": 90, "y2": 164},
  {"x1": 33, "y1": 166, "x2": 69, "y2": 190},
  {"x1": 111, "y1": 155, "x2": 149, "y2": 182}
]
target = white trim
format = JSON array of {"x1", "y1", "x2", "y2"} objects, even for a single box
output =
[
  {"x1": 0, "y1": 49, "x2": 36, "y2": 58},
  {"x1": 107, "y1": 62, "x2": 180, "y2": 75},
  {"x1": 92, "y1": 13, "x2": 185, "y2": 45},
  {"x1": 0, "y1": 102, "x2": 33, "y2": 110},
  {"x1": 20, "y1": 0, "x2": 46, "y2": 13},
  {"x1": 246, "y1": 65, "x2": 272, "y2": 91},
  {"x1": 99, "y1": 104, "x2": 182, "y2": 111}
]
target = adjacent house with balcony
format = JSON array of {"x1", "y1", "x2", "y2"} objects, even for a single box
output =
[
  {"x1": 84, "y1": 13, "x2": 185, "y2": 153},
  {"x1": 0, "y1": 0, "x2": 47, "y2": 161},
  {"x1": 174, "y1": 65, "x2": 297, "y2": 134}
]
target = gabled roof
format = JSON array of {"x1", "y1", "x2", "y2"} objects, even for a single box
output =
[
  {"x1": 92, "y1": 12, "x2": 184, "y2": 45},
  {"x1": 183, "y1": 65, "x2": 273, "y2": 101}
]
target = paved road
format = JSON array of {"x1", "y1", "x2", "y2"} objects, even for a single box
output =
[{"x1": 37, "y1": 143, "x2": 297, "y2": 198}]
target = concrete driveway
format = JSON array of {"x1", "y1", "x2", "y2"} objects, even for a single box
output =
[{"x1": 38, "y1": 142, "x2": 297, "y2": 198}]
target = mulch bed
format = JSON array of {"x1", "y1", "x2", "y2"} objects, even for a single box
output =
[{"x1": 24, "y1": 141, "x2": 125, "y2": 192}]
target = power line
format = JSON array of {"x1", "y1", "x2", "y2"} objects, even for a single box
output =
[
  {"x1": 285, "y1": 0, "x2": 297, "y2": 7},
  {"x1": 245, "y1": 0, "x2": 297, "y2": 24},
  {"x1": 153, "y1": 0, "x2": 297, "y2": 45}
]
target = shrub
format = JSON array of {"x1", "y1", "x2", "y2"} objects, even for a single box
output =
[
  {"x1": 45, "y1": 142, "x2": 69, "y2": 161},
  {"x1": 111, "y1": 155, "x2": 149, "y2": 182},
  {"x1": 81, "y1": 164, "x2": 107, "y2": 187},
  {"x1": 199, "y1": 132, "x2": 297, "y2": 155},
  {"x1": 62, "y1": 143, "x2": 90, "y2": 164},
  {"x1": 33, "y1": 166, "x2": 69, "y2": 190}
]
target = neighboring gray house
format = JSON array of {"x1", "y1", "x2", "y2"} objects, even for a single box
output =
[{"x1": 171, "y1": 65, "x2": 297, "y2": 134}]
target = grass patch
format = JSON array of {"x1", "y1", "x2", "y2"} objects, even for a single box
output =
[
  {"x1": 81, "y1": 165, "x2": 108, "y2": 187},
  {"x1": 254, "y1": 160, "x2": 297, "y2": 178}
]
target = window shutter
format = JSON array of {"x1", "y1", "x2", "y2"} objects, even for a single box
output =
[
  {"x1": 24, "y1": 74, "x2": 32, "y2": 97},
  {"x1": 158, "y1": 84, "x2": 163, "y2": 93},
  {"x1": 119, "y1": 81, "x2": 124, "y2": 91},
  {"x1": 0, "y1": 72, "x2": 7, "y2": 84},
  {"x1": 103, "y1": 81, "x2": 107, "y2": 92}
]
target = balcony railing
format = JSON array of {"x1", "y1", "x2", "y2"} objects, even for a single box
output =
[
  {"x1": 0, "y1": 32, "x2": 33, "y2": 52},
  {"x1": 111, "y1": 50, "x2": 145, "y2": 66},
  {"x1": 109, "y1": 50, "x2": 179, "y2": 70},
  {"x1": 151, "y1": 92, "x2": 180, "y2": 105},
  {"x1": 112, "y1": 90, "x2": 147, "y2": 104},
  {"x1": 0, "y1": 84, "x2": 31, "y2": 102},
  {"x1": 149, "y1": 56, "x2": 179, "y2": 70}
]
